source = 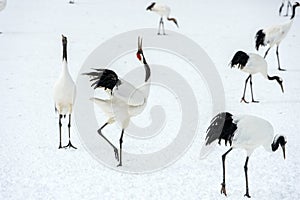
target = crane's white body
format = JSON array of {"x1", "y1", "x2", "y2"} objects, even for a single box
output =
[
  {"x1": 263, "y1": 20, "x2": 293, "y2": 47},
  {"x1": 240, "y1": 53, "x2": 268, "y2": 78},
  {"x1": 231, "y1": 115, "x2": 274, "y2": 156},
  {"x1": 53, "y1": 60, "x2": 76, "y2": 115},
  {"x1": 150, "y1": 4, "x2": 171, "y2": 17},
  {"x1": 92, "y1": 78, "x2": 149, "y2": 129},
  {"x1": 0, "y1": 0, "x2": 6, "y2": 12}
]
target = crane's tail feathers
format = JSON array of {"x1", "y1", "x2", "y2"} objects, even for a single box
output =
[
  {"x1": 199, "y1": 141, "x2": 217, "y2": 159},
  {"x1": 255, "y1": 29, "x2": 266, "y2": 51},
  {"x1": 82, "y1": 68, "x2": 120, "y2": 91},
  {"x1": 230, "y1": 51, "x2": 249, "y2": 69}
]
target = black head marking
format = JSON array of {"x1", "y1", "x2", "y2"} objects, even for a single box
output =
[
  {"x1": 146, "y1": 2, "x2": 156, "y2": 10},
  {"x1": 255, "y1": 29, "x2": 266, "y2": 50},
  {"x1": 230, "y1": 51, "x2": 249, "y2": 69},
  {"x1": 271, "y1": 135, "x2": 287, "y2": 151}
]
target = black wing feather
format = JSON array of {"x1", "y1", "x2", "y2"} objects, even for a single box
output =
[
  {"x1": 205, "y1": 112, "x2": 237, "y2": 146},
  {"x1": 230, "y1": 51, "x2": 249, "y2": 70},
  {"x1": 82, "y1": 68, "x2": 121, "y2": 93},
  {"x1": 255, "y1": 29, "x2": 266, "y2": 51}
]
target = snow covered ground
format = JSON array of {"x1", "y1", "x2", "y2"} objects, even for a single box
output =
[{"x1": 1, "y1": 0, "x2": 300, "y2": 199}]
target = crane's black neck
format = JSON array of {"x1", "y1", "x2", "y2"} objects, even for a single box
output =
[
  {"x1": 271, "y1": 135, "x2": 286, "y2": 152},
  {"x1": 63, "y1": 43, "x2": 67, "y2": 62},
  {"x1": 142, "y1": 53, "x2": 151, "y2": 82},
  {"x1": 291, "y1": 4, "x2": 298, "y2": 19}
]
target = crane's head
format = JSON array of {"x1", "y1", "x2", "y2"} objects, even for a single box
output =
[
  {"x1": 271, "y1": 135, "x2": 287, "y2": 159},
  {"x1": 294, "y1": 2, "x2": 300, "y2": 7},
  {"x1": 136, "y1": 36, "x2": 144, "y2": 63},
  {"x1": 62, "y1": 35, "x2": 67, "y2": 46}
]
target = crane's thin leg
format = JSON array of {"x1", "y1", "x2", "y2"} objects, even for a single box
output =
[
  {"x1": 58, "y1": 114, "x2": 63, "y2": 149},
  {"x1": 63, "y1": 114, "x2": 77, "y2": 149},
  {"x1": 97, "y1": 122, "x2": 119, "y2": 161},
  {"x1": 279, "y1": 3, "x2": 284, "y2": 15},
  {"x1": 244, "y1": 156, "x2": 251, "y2": 198},
  {"x1": 263, "y1": 47, "x2": 271, "y2": 58},
  {"x1": 276, "y1": 45, "x2": 286, "y2": 71},
  {"x1": 241, "y1": 75, "x2": 251, "y2": 103},
  {"x1": 221, "y1": 148, "x2": 233, "y2": 196},
  {"x1": 285, "y1": 1, "x2": 292, "y2": 16},
  {"x1": 117, "y1": 129, "x2": 125, "y2": 167},
  {"x1": 249, "y1": 75, "x2": 259, "y2": 103},
  {"x1": 158, "y1": 17, "x2": 163, "y2": 35},
  {"x1": 162, "y1": 18, "x2": 166, "y2": 35}
]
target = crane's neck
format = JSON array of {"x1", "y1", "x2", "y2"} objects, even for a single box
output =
[
  {"x1": 290, "y1": 4, "x2": 298, "y2": 20},
  {"x1": 142, "y1": 54, "x2": 151, "y2": 82},
  {"x1": 63, "y1": 43, "x2": 67, "y2": 62},
  {"x1": 62, "y1": 43, "x2": 70, "y2": 75}
]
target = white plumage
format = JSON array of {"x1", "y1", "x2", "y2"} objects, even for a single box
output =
[
  {"x1": 84, "y1": 37, "x2": 151, "y2": 166},
  {"x1": 255, "y1": 2, "x2": 300, "y2": 70},
  {"x1": 0, "y1": 0, "x2": 6, "y2": 12},
  {"x1": 200, "y1": 112, "x2": 287, "y2": 198},
  {"x1": 146, "y1": 2, "x2": 179, "y2": 35},
  {"x1": 230, "y1": 51, "x2": 284, "y2": 103},
  {"x1": 53, "y1": 35, "x2": 76, "y2": 149}
]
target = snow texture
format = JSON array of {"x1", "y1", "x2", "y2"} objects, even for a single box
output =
[{"x1": 0, "y1": 0, "x2": 300, "y2": 199}]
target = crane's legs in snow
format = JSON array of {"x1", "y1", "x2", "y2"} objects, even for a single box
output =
[
  {"x1": 97, "y1": 122, "x2": 119, "y2": 161},
  {"x1": 58, "y1": 114, "x2": 63, "y2": 149},
  {"x1": 249, "y1": 75, "x2": 259, "y2": 103},
  {"x1": 63, "y1": 114, "x2": 77, "y2": 149},
  {"x1": 276, "y1": 45, "x2": 286, "y2": 71},
  {"x1": 285, "y1": 1, "x2": 292, "y2": 16},
  {"x1": 241, "y1": 75, "x2": 251, "y2": 103},
  {"x1": 279, "y1": 3, "x2": 284, "y2": 15},
  {"x1": 117, "y1": 129, "x2": 125, "y2": 167},
  {"x1": 221, "y1": 148, "x2": 233, "y2": 196},
  {"x1": 158, "y1": 17, "x2": 166, "y2": 35},
  {"x1": 244, "y1": 156, "x2": 251, "y2": 198}
]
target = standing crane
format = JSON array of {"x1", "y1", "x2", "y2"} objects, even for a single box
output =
[
  {"x1": 53, "y1": 35, "x2": 77, "y2": 149},
  {"x1": 200, "y1": 112, "x2": 287, "y2": 198},
  {"x1": 230, "y1": 51, "x2": 284, "y2": 103},
  {"x1": 255, "y1": 2, "x2": 300, "y2": 71},
  {"x1": 83, "y1": 37, "x2": 151, "y2": 166},
  {"x1": 146, "y1": 2, "x2": 179, "y2": 35}
]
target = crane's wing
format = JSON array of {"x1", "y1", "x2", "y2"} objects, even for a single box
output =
[
  {"x1": 113, "y1": 78, "x2": 146, "y2": 107},
  {"x1": 199, "y1": 112, "x2": 237, "y2": 159},
  {"x1": 83, "y1": 68, "x2": 121, "y2": 93}
]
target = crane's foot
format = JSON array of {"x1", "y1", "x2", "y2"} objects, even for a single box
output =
[
  {"x1": 114, "y1": 148, "x2": 119, "y2": 161},
  {"x1": 251, "y1": 99, "x2": 259, "y2": 103},
  {"x1": 117, "y1": 162, "x2": 122, "y2": 167},
  {"x1": 240, "y1": 97, "x2": 249, "y2": 104},
  {"x1": 278, "y1": 68, "x2": 286, "y2": 71},
  {"x1": 157, "y1": 33, "x2": 161, "y2": 35},
  {"x1": 220, "y1": 183, "x2": 227, "y2": 196},
  {"x1": 58, "y1": 145, "x2": 63, "y2": 149},
  {"x1": 63, "y1": 141, "x2": 77, "y2": 149},
  {"x1": 69, "y1": 1, "x2": 75, "y2": 4},
  {"x1": 244, "y1": 193, "x2": 251, "y2": 198}
]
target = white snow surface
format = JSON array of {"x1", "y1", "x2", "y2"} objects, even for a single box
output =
[{"x1": 1, "y1": 0, "x2": 300, "y2": 199}]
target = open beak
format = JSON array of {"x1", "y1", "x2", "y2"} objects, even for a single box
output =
[{"x1": 282, "y1": 145, "x2": 286, "y2": 159}]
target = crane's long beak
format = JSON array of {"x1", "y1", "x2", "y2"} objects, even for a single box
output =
[
  {"x1": 282, "y1": 145, "x2": 286, "y2": 159},
  {"x1": 280, "y1": 82, "x2": 284, "y2": 93}
]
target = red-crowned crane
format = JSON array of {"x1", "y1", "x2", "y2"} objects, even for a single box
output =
[
  {"x1": 255, "y1": 2, "x2": 300, "y2": 71},
  {"x1": 53, "y1": 35, "x2": 77, "y2": 149},
  {"x1": 200, "y1": 112, "x2": 287, "y2": 198},
  {"x1": 146, "y1": 2, "x2": 179, "y2": 35},
  {"x1": 230, "y1": 51, "x2": 284, "y2": 103},
  {"x1": 83, "y1": 37, "x2": 151, "y2": 166}
]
